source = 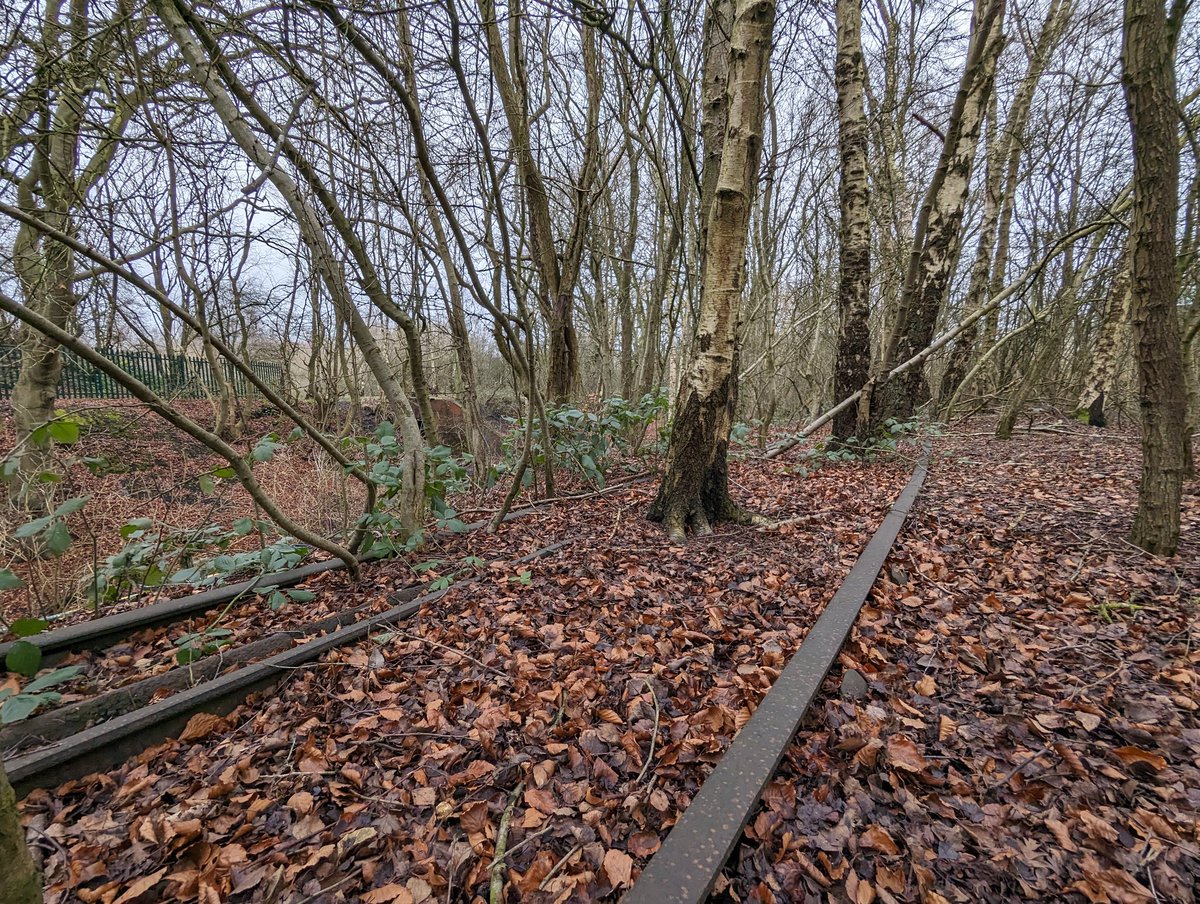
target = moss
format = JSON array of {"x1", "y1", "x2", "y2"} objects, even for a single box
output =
[{"x1": 0, "y1": 764, "x2": 41, "y2": 904}]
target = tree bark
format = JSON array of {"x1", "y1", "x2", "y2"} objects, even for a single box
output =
[
  {"x1": 936, "y1": 0, "x2": 1069, "y2": 408},
  {"x1": 476, "y1": 0, "x2": 599, "y2": 402},
  {"x1": 649, "y1": 0, "x2": 776, "y2": 542},
  {"x1": 1076, "y1": 253, "x2": 1131, "y2": 426},
  {"x1": 0, "y1": 761, "x2": 40, "y2": 904},
  {"x1": 1123, "y1": 0, "x2": 1189, "y2": 555},
  {"x1": 7, "y1": 0, "x2": 136, "y2": 511},
  {"x1": 874, "y1": 0, "x2": 1005, "y2": 422},
  {"x1": 831, "y1": 0, "x2": 873, "y2": 443}
]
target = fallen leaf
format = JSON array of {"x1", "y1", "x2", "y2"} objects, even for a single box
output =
[
  {"x1": 112, "y1": 868, "x2": 168, "y2": 904},
  {"x1": 860, "y1": 824, "x2": 900, "y2": 856},
  {"x1": 361, "y1": 884, "x2": 414, "y2": 904},
  {"x1": 178, "y1": 712, "x2": 225, "y2": 743},
  {"x1": 886, "y1": 735, "x2": 928, "y2": 773},
  {"x1": 287, "y1": 791, "x2": 314, "y2": 815},
  {"x1": 1112, "y1": 746, "x2": 1167, "y2": 774},
  {"x1": 603, "y1": 848, "x2": 634, "y2": 888}
]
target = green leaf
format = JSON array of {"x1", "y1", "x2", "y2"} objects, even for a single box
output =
[
  {"x1": 23, "y1": 665, "x2": 82, "y2": 694},
  {"x1": 212, "y1": 466, "x2": 237, "y2": 479},
  {"x1": 52, "y1": 495, "x2": 89, "y2": 518},
  {"x1": 287, "y1": 589, "x2": 316, "y2": 603},
  {"x1": 444, "y1": 518, "x2": 468, "y2": 533},
  {"x1": 1, "y1": 694, "x2": 43, "y2": 724},
  {"x1": 176, "y1": 646, "x2": 202, "y2": 666},
  {"x1": 288, "y1": 427, "x2": 304, "y2": 441},
  {"x1": 48, "y1": 420, "x2": 80, "y2": 444},
  {"x1": 252, "y1": 438, "x2": 281, "y2": 462},
  {"x1": 0, "y1": 569, "x2": 23, "y2": 591},
  {"x1": 120, "y1": 518, "x2": 154, "y2": 538},
  {"x1": 198, "y1": 474, "x2": 216, "y2": 495},
  {"x1": 232, "y1": 518, "x2": 255, "y2": 536},
  {"x1": 44, "y1": 520, "x2": 72, "y2": 556},
  {"x1": 6, "y1": 640, "x2": 42, "y2": 676},
  {"x1": 9, "y1": 617, "x2": 47, "y2": 638},
  {"x1": 15, "y1": 515, "x2": 51, "y2": 539},
  {"x1": 268, "y1": 590, "x2": 287, "y2": 610}
]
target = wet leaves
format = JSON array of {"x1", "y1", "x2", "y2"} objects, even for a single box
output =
[
  {"x1": 23, "y1": 456, "x2": 909, "y2": 903},
  {"x1": 723, "y1": 426, "x2": 1199, "y2": 903}
]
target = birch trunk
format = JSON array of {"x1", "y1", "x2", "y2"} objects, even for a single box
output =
[
  {"x1": 154, "y1": 0, "x2": 425, "y2": 536},
  {"x1": 649, "y1": 0, "x2": 776, "y2": 542},
  {"x1": 938, "y1": 0, "x2": 1071, "y2": 407},
  {"x1": 875, "y1": 0, "x2": 1005, "y2": 421},
  {"x1": 1075, "y1": 255, "x2": 1131, "y2": 426},
  {"x1": 831, "y1": 0, "x2": 873, "y2": 442}
]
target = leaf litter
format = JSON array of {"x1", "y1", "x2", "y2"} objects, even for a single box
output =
[
  {"x1": 720, "y1": 426, "x2": 1198, "y2": 903},
  {"x1": 21, "y1": 454, "x2": 910, "y2": 903}
]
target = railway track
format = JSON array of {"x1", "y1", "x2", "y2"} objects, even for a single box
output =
[
  {"x1": 6, "y1": 459, "x2": 924, "y2": 899},
  {"x1": 2, "y1": 505, "x2": 563, "y2": 797},
  {"x1": 0, "y1": 505, "x2": 549, "y2": 667},
  {"x1": 624, "y1": 453, "x2": 928, "y2": 903}
]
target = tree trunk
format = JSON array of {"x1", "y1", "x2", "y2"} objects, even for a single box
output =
[
  {"x1": 937, "y1": 0, "x2": 1069, "y2": 409},
  {"x1": 996, "y1": 228, "x2": 1106, "y2": 437},
  {"x1": 476, "y1": 0, "x2": 599, "y2": 403},
  {"x1": 831, "y1": 0, "x2": 873, "y2": 443},
  {"x1": 155, "y1": 0, "x2": 425, "y2": 535},
  {"x1": 874, "y1": 0, "x2": 1005, "y2": 422},
  {"x1": 1076, "y1": 254, "x2": 1131, "y2": 426},
  {"x1": 1123, "y1": 0, "x2": 1189, "y2": 555},
  {"x1": 649, "y1": 0, "x2": 776, "y2": 542},
  {"x1": 0, "y1": 762, "x2": 40, "y2": 904},
  {"x1": 7, "y1": 0, "x2": 143, "y2": 511}
]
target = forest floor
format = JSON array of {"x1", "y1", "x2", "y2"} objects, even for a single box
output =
[
  {"x1": 11, "y1": 421, "x2": 1200, "y2": 903},
  {"x1": 0, "y1": 399, "x2": 361, "y2": 624}
]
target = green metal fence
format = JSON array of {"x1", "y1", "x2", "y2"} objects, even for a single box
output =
[{"x1": 0, "y1": 344, "x2": 283, "y2": 401}]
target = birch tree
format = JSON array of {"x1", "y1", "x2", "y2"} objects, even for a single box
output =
[
  {"x1": 649, "y1": 0, "x2": 776, "y2": 541},
  {"x1": 6, "y1": 0, "x2": 150, "y2": 510},
  {"x1": 873, "y1": 0, "x2": 1006, "y2": 422},
  {"x1": 831, "y1": 0, "x2": 873, "y2": 442}
]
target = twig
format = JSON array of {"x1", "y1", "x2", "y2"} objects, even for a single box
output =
[
  {"x1": 913, "y1": 111, "x2": 946, "y2": 141},
  {"x1": 500, "y1": 825, "x2": 552, "y2": 861},
  {"x1": 607, "y1": 505, "x2": 623, "y2": 544},
  {"x1": 295, "y1": 871, "x2": 358, "y2": 904},
  {"x1": 489, "y1": 782, "x2": 524, "y2": 904},
  {"x1": 635, "y1": 679, "x2": 661, "y2": 786},
  {"x1": 550, "y1": 686, "x2": 568, "y2": 727},
  {"x1": 539, "y1": 842, "x2": 583, "y2": 891},
  {"x1": 988, "y1": 744, "x2": 1051, "y2": 790}
]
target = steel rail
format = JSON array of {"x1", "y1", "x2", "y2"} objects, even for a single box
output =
[{"x1": 624, "y1": 454, "x2": 929, "y2": 903}]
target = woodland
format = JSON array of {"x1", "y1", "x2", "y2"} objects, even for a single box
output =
[{"x1": 0, "y1": 0, "x2": 1198, "y2": 901}]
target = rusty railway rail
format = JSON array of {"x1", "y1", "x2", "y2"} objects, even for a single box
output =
[
  {"x1": 0, "y1": 505, "x2": 549, "y2": 667},
  {"x1": 5, "y1": 540, "x2": 568, "y2": 797},
  {"x1": 624, "y1": 453, "x2": 929, "y2": 904}
]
